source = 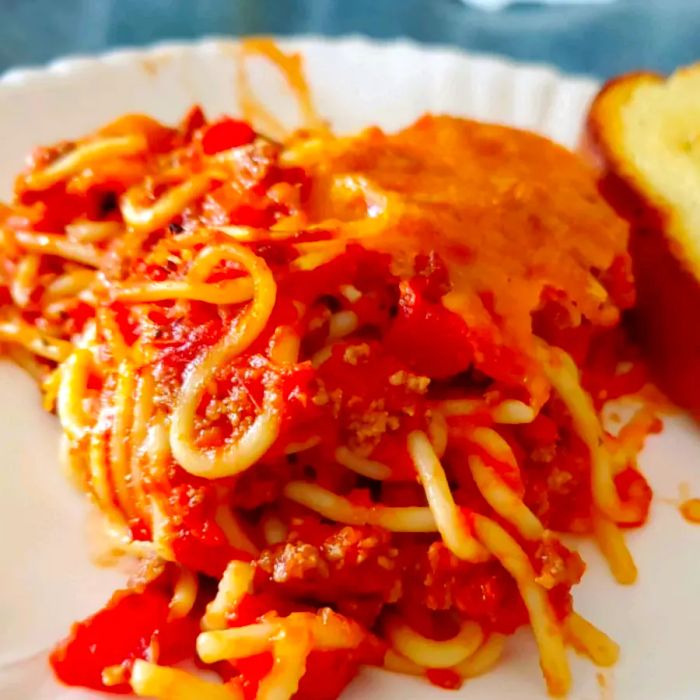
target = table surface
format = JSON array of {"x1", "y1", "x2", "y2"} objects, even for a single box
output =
[{"x1": 1, "y1": 0, "x2": 699, "y2": 79}]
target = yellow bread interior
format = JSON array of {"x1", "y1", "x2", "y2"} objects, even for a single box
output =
[{"x1": 591, "y1": 65, "x2": 700, "y2": 277}]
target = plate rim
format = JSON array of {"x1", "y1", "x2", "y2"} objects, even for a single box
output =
[{"x1": 0, "y1": 34, "x2": 601, "y2": 93}]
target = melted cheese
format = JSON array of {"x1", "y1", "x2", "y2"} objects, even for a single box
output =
[{"x1": 287, "y1": 116, "x2": 629, "y2": 396}]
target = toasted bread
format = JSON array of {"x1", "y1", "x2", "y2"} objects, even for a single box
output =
[{"x1": 587, "y1": 65, "x2": 700, "y2": 414}]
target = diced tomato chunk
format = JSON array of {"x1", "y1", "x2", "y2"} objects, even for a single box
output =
[
  {"x1": 227, "y1": 592, "x2": 300, "y2": 627},
  {"x1": 230, "y1": 621, "x2": 376, "y2": 700},
  {"x1": 369, "y1": 434, "x2": 419, "y2": 481},
  {"x1": 201, "y1": 118, "x2": 256, "y2": 155},
  {"x1": 614, "y1": 467, "x2": 652, "y2": 527},
  {"x1": 427, "y1": 668, "x2": 462, "y2": 690},
  {"x1": 282, "y1": 245, "x2": 394, "y2": 308},
  {"x1": 167, "y1": 484, "x2": 247, "y2": 577},
  {"x1": 294, "y1": 650, "x2": 361, "y2": 700},
  {"x1": 50, "y1": 581, "x2": 198, "y2": 693},
  {"x1": 229, "y1": 204, "x2": 276, "y2": 228},
  {"x1": 385, "y1": 280, "x2": 473, "y2": 379},
  {"x1": 235, "y1": 652, "x2": 274, "y2": 700}
]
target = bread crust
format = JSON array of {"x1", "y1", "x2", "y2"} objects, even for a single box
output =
[{"x1": 587, "y1": 68, "x2": 700, "y2": 415}]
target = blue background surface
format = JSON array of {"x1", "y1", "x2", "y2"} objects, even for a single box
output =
[{"x1": 0, "y1": 0, "x2": 699, "y2": 79}]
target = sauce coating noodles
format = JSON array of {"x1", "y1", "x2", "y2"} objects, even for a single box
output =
[{"x1": 0, "y1": 40, "x2": 659, "y2": 700}]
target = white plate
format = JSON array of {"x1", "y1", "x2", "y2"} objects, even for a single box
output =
[{"x1": 0, "y1": 36, "x2": 699, "y2": 700}]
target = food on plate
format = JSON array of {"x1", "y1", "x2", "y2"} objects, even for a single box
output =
[
  {"x1": 587, "y1": 63, "x2": 700, "y2": 415},
  {"x1": 0, "y1": 41, "x2": 660, "y2": 700}
]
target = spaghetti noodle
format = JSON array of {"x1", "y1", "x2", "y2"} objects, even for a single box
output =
[{"x1": 0, "y1": 39, "x2": 659, "y2": 700}]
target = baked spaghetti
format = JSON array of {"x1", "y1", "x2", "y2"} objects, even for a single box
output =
[{"x1": 0, "y1": 40, "x2": 659, "y2": 700}]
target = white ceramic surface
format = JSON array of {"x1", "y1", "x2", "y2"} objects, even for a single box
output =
[{"x1": 0, "y1": 36, "x2": 698, "y2": 700}]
